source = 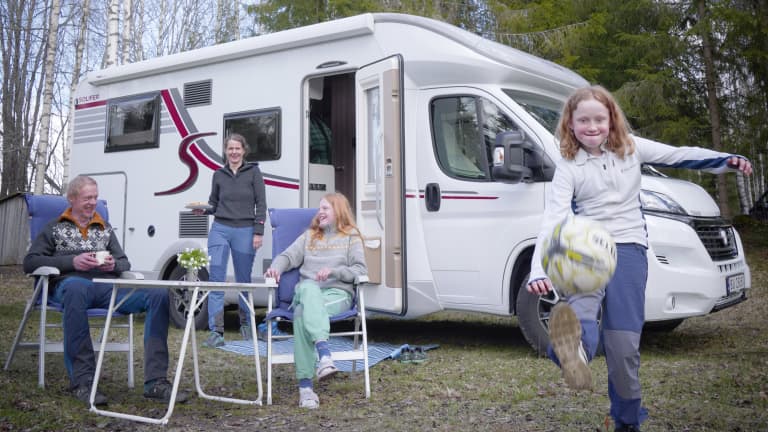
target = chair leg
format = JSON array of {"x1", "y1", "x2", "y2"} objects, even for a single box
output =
[
  {"x1": 38, "y1": 297, "x2": 48, "y2": 388},
  {"x1": 4, "y1": 297, "x2": 37, "y2": 372},
  {"x1": 127, "y1": 313, "x2": 135, "y2": 388}
]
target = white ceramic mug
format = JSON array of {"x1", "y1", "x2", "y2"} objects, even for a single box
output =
[{"x1": 94, "y1": 250, "x2": 111, "y2": 265}]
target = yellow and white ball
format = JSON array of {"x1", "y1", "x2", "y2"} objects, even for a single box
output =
[{"x1": 541, "y1": 215, "x2": 617, "y2": 296}]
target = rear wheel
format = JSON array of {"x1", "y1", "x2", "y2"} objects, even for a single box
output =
[{"x1": 168, "y1": 266, "x2": 209, "y2": 330}]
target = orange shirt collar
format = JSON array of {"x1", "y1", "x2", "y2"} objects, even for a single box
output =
[{"x1": 60, "y1": 208, "x2": 107, "y2": 239}]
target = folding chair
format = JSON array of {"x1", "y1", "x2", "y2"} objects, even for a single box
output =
[
  {"x1": 4, "y1": 193, "x2": 136, "y2": 388},
  {"x1": 265, "y1": 207, "x2": 370, "y2": 405}
]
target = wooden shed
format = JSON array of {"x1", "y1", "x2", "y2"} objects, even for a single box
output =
[{"x1": 0, "y1": 193, "x2": 30, "y2": 265}]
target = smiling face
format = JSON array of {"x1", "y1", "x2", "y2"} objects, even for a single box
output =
[
  {"x1": 69, "y1": 183, "x2": 99, "y2": 223},
  {"x1": 569, "y1": 98, "x2": 610, "y2": 156},
  {"x1": 226, "y1": 139, "x2": 245, "y2": 168},
  {"x1": 317, "y1": 198, "x2": 337, "y2": 228}
]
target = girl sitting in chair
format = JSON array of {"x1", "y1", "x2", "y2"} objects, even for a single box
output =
[{"x1": 264, "y1": 193, "x2": 367, "y2": 409}]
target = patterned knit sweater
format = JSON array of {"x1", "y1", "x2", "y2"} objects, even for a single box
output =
[
  {"x1": 23, "y1": 209, "x2": 130, "y2": 288},
  {"x1": 269, "y1": 226, "x2": 367, "y2": 295}
]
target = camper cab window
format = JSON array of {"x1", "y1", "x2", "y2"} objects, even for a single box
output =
[
  {"x1": 106, "y1": 92, "x2": 160, "y2": 152},
  {"x1": 431, "y1": 96, "x2": 519, "y2": 181},
  {"x1": 502, "y1": 89, "x2": 562, "y2": 134},
  {"x1": 224, "y1": 108, "x2": 280, "y2": 161}
]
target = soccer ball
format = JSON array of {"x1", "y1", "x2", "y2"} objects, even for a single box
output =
[{"x1": 541, "y1": 215, "x2": 617, "y2": 296}]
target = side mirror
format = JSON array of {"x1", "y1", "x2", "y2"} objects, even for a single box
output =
[{"x1": 492, "y1": 130, "x2": 555, "y2": 183}]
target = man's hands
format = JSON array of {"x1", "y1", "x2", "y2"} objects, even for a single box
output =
[
  {"x1": 264, "y1": 267, "x2": 281, "y2": 282},
  {"x1": 73, "y1": 252, "x2": 115, "y2": 272},
  {"x1": 253, "y1": 234, "x2": 263, "y2": 250}
]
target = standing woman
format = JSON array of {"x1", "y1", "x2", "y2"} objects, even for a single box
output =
[
  {"x1": 200, "y1": 133, "x2": 267, "y2": 347},
  {"x1": 264, "y1": 193, "x2": 367, "y2": 409}
]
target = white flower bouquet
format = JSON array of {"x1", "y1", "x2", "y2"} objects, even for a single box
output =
[{"x1": 177, "y1": 247, "x2": 210, "y2": 271}]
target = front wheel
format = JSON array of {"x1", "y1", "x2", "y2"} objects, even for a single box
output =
[
  {"x1": 516, "y1": 274, "x2": 603, "y2": 357},
  {"x1": 168, "y1": 266, "x2": 210, "y2": 329}
]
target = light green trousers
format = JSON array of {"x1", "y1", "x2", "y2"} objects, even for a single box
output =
[{"x1": 292, "y1": 280, "x2": 352, "y2": 380}]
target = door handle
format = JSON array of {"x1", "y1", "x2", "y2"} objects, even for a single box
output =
[{"x1": 425, "y1": 183, "x2": 441, "y2": 212}]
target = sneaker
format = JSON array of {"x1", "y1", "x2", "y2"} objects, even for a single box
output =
[
  {"x1": 143, "y1": 379, "x2": 190, "y2": 404},
  {"x1": 240, "y1": 325, "x2": 253, "y2": 341},
  {"x1": 298, "y1": 387, "x2": 319, "y2": 409},
  {"x1": 398, "y1": 347, "x2": 413, "y2": 364},
  {"x1": 257, "y1": 321, "x2": 288, "y2": 340},
  {"x1": 202, "y1": 331, "x2": 225, "y2": 348},
  {"x1": 549, "y1": 303, "x2": 592, "y2": 390},
  {"x1": 72, "y1": 382, "x2": 108, "y2": 406},
  {"x1": 316, "y1": 355, "x2": 339, "y2": 381},
  {"x1": 410, "y1": 346, "x2": 428, "y2": 364}
]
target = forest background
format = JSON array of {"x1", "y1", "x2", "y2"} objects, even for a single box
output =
[{"x1": 1, "y1": 0, "x2": 766, "y2": 219}]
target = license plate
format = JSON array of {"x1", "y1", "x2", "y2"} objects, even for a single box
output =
[{"x1": 726, "y1": 273, "x2": 746, "y2": 296}]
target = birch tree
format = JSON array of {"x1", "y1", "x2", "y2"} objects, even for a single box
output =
[
  {"x1": 121, "y1": 0, "x2": 133, "y2": 63},
  {"x1": 33, "y1": 0, "x2": 63, "y2": 194},
  {"x1": 62, "y1": 0, "x2": 92, "y2": 188},
  {"x1": 104, "y1": 0, "x2": 119, "y2": 67}
]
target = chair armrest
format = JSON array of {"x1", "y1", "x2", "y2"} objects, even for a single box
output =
[
  {"x1": 30, "y1": 266, "x2": 60, "y2": 277},
  {"x1": 119, "y1": 271, "x2": 145, "y2": 280},
  {"x1": 354, "y1": 275, "x2": 369, "y2": 285}
]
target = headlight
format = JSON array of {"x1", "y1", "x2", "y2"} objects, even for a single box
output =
[{"x1": 640, "y1": 189, "x2": 688, "y2": 215}]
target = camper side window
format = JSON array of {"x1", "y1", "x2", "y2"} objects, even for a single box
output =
[
  {"x1": 430, "y1": 96, "x2": 519, "y2": 180},
  {"x1": 106, "y1": 92, "x2": 160, "y2": 152},
  {"x1": 224, "y1": 108, "x2": 281, "y2": 161}
]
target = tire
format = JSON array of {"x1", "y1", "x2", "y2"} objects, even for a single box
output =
[
  {"x1": 644, "y1": 318, "x2": 684, "y2": 332},
  {"x1": 516, "y1": 276, "x2": 559, "y2": 356},
  {"x1": 516, "y1": 273, "x2": 603, "y2": 357},
  {"x1": 168, "y1": 266, "x2": 209, "y2": 330}
]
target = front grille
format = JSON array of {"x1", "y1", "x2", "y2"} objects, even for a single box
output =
[
  {"x1": 179, "y1": 212, "x2": 209, "y2": 238},
  {"x1": 693, "y1": 221, "x2": 738, "y2": 261}
]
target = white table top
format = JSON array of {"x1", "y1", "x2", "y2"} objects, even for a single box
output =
[{"x1": 92, "y1": 278, "x2": 277, "y2": 289}]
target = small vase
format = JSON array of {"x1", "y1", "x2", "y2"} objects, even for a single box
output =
[{"x1": 185, "y1": 268, "x2": 199, "y2": 281}]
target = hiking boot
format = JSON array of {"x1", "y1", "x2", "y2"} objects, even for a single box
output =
[
  {"x1": 143, "y1": 379, "x2": 190, "y2": 403},
  {"x1": 316, "y1": 355, "x2": 339, "y2": 380},
  {"x1": 298, "y1": 387, "x2": 319, "y2": 409},
  {"x1": 240, "y1": 325, "x2": 253, "y2": 341},
  {"x1": 72, "y1": 382, "x2": 108, "y2": 406},
  {"x1": 549, "y1": 303, "x2": 592, "y2": 390},
  {"x1": 410, "y1": 346, "x2": 427, "y2": 364},
  {"x1": 202, "y1": 331, "x2": 225, "y2": 348}
]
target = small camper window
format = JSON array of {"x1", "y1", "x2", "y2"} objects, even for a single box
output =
[
  {"x1": 106, "y1": 92, "x2": 160, "y2": 152},
  {"x1": 224, "y1": 108, "x2": 280, "y2": 161}
]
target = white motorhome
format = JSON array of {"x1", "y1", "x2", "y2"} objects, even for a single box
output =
[{"x1": 70, "y1": 13, "x2": 750, "y2": 354}]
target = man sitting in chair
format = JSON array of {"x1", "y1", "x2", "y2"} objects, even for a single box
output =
[
  {"x1": 23, "y1": 175, "x2": 189, "y2": 406},
  {"x1": 264, "y1": 193, "x2": 367, "y2": 409}
]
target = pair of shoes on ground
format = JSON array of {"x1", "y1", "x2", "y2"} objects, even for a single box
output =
[
  {"x1": 298, "y1": 387, "x2": 319, "y2": 409},
  {"x1": 399, "y1": 346, "x2": 427, "y2": 364},
  {"x1": 316, "y1": 355, "x2": 339, "y2": 380},
  {"x1": 549, "y1": 302, "x2": 592, "y2": 391},
  {"x1": 72, "y1": 378, "x2": 190, "y2": 406},
  {"x1": 615, "y1": 425, "x2": 641, "y2": 432}
]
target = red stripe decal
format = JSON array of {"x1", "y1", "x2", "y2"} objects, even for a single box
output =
[
  {"x1": 189, "y1": 144, "x2": 222, "y2": 171},
  {"x1": 75, "y1": 100, "x2": 107, "y2": 110},
  {"x1": 265, "y1": 178, "x2": 300, "y2": 190},
  {"x1": 160, "y1": 90, "x2": 189, "y2": 137},
  {"x1": 442, "y1": 195, "x2": 498, "y2": 200}
]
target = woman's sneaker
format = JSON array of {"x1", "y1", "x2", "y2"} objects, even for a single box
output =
[
  {"x1": 549, "y1": 303, "x2": 592, "y2": 390},
  {"x1": 202, "y1": 331, "x2": 225, "y2": 348},
  {"x1": 299, "y1": 387, "x2": 319, "y2": 409},
  {"x1": 316, "y1": 356, "x2": 339, "y2": 380}
]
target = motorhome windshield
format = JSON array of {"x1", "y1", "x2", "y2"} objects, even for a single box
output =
[{"x1": 502, "y1": 89, "x2": 563, "y2": 134}]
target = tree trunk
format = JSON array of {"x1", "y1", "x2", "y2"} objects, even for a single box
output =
[
  {"x1": 62, "y1": 0, "x2": 91, "y2": 189},
  {"x1": 104, "y1": 0, "x2": 119, "y2": 67},
  {"x1": 121, "y1": 0, "x2": 133, "y2": 64},
  {"x1": 33, "y1": 0, "x2": 63, "y2": 195},
  {"x1": 697, "y1": 0, "x2": 731, "y2": 218}
]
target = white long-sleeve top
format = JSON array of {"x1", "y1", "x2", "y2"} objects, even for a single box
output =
[{"x1": 529, "y1": 136, "x2": 742, "y2": 283}]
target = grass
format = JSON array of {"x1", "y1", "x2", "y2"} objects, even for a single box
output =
[{"x1": 1, "y1": 223, "x2": 768, "y2": 431}]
